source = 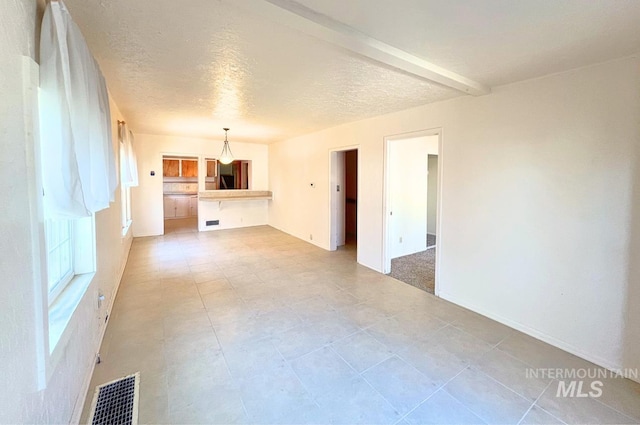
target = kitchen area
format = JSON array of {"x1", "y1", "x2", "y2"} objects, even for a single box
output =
[
  {"x1": 163, "y1": 156, "x2": 199, "y2": 233},
  {"x1": 160, "y1": 152, "x2": 272, "y2": 234}
]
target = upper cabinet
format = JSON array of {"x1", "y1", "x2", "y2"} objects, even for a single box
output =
[
  {"x1": 163, "y1": 157, "x2": 198, "y2": 178},
  {"x1": 161, "y1": 156, "x2": 253, "y2": 189},
  {"x1": 206, "y1": 159, "x2": 217, "y2": 178},
  {"x1": 163, "y1": 159, "x2": 180, "y2": 177},
  {"x1": 182, "y1": 160, "x2": 198, "y2": 177}
]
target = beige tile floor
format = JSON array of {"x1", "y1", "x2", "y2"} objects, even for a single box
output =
[
  {"x1": 164, "y1": 217, "x2": 198, "y2": 234},
  {"x1": 81, "y1": 224, "x2": 640, "y2": 424}
]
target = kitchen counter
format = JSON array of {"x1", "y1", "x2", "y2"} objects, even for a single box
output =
[
  {"x1": 198, "y1": 190, "x2": 272, "y2": 201},
  {"x1": 164, "y1": 192, "x2": 198, "y2": 195}
]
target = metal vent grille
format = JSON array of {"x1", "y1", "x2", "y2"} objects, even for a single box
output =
[{"x1": 88, "y1": 373, "x2": 139, "y2": 425}]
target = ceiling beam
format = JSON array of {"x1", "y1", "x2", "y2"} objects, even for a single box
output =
[{"x1": 230, "y1": 0, "x2": 491, "y2": 96}]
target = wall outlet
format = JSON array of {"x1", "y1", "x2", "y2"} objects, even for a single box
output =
[
  {"x1": 399, "y1": 236, "x2": 403, "y2": 243},
  {"x1": 310, "y1": 234, "x2": 313, "y2": 240},
  {"x1": 206, "y1": 220, "x2": 219, "y2": 226}
]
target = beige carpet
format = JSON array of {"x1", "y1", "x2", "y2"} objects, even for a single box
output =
[{"x1": 389, "y1": 237, "x2": 436, "y2": 294}]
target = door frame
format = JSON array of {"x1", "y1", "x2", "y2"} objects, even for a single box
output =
[
  {"x1": 329, "y1": 145, "x2": 360, "y2": 252},
  {"x1": 382, "y1": 128, "x2": 443, "y2": 295},
  {"x1": 160, "y1": 152, "x2": 200, "y2": 235}
]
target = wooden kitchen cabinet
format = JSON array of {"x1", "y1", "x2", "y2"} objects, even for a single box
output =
[
  {"x1": 163, "y1": 158, "x2": 198, "y2": 177},
  {"x1": 164, "y1": 195, "x2": 198, "y2": 218},
  {"x1": 206, "y1": 159, "x2": 217, "y2": 177},
  {"x1": 190, "y1": 196, "x2": 198, "y2": 216},
  {"x1": 175, "y1": 197, "x2": 190, "y2": 217},
  {"x1": 182, "y1": 160, "x2": 198, "y2": 177},
  {"x1": 163, "y1": 196, "x2": 175, "y2": 218},
  {"x1": 163, "y1": 159, "x2": 180, "y2": 177}
]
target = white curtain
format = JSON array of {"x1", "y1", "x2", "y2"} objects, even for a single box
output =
[
  {"x1": 119, "y1": 122, "x2": 139, "y2": 187},
  {"x1": 39, "y1": 1, "x2": 117, "y2": 218}
]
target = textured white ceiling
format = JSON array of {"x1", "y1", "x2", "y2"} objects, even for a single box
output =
[
  {"x1": 292, "y1": 0, "x2": 640, "y2": 86},
  {"x1": 63, "y1": 0, "x2": 640, "y2": 144}
]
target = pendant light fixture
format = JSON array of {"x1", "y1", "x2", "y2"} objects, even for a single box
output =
[{"x1": 219, "y1": 127, "x2": 234, "y2": 165}]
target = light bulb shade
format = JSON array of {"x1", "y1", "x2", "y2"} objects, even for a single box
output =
[{"x1": 219, "y1": 140, "x2": 233, "y2": 164}]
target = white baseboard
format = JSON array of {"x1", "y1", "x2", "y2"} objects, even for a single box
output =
[{"x1": 438, "y1": 290, "x2": 626, "y2": 375}]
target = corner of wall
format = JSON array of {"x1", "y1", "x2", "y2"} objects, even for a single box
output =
[{"x1": 622, "y1": 82, "x2": 640, "y2": 382}]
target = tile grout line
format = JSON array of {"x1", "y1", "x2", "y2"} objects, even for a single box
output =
[
  {"x1": 328, "y1": 345, "x2": 403, "y2": 420},
  {"x1": 591, "y1": 389, "x2": 640, "y2": 423},
  {"x1": 394, "y1": 365, "x2": 473, "y2": 423},
  {"x1": 463, "y1": 365, "x2": 537, "y2": 413},
  {"x1": 108, "y1": 226, "x2": 640, "y2": 424},
  {"x1": 191, "y1": 258, "x2": 252, "y2": 423},
  {"x1": 473, "y1": 346, "x2": 638, "y2": 422},
  {"x1": 515, "y1": 379, "x2": 565, "y2": 425},
  {"x1": 271, "y1": 337, "x2": 326, "y2": 414}
]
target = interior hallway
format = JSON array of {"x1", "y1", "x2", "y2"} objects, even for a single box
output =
[{"x1": 81, "y1": 226, "x2": 640, "y2": 424}]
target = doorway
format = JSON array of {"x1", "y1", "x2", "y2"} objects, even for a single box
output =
[
  {"x1": 383, "y1": 131, "x2": 441, "y2": 294},
  {"x1": 427, "y1": 154, "x2": 438, "y2": 249},
  {"x1": 330, "y1": 147, "x2": 359, "y2": 255},
  {"x1": 162, "y1": 155, "x2": 199, "y2": 234}
]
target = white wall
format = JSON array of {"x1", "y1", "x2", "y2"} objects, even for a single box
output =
[
  {"x1": 388, "y1": 136, "x2": 430, "y2": 259},
  {"x1": 427, "y1": 155, "x2": 438, "y2": 235},
  {"x1": 391, "y1": 134, "x2": 438, "y2": 258},
  {"x1": 132, "y1": 134, "x2": 269, "y2": 236},
  {"x1": 0, "y1": 2, "x2": 133, "y2": 420},
  {"x1": 269, "y1": 56, "x2": 640, "y2": 375},
  {"x1": 624, "y1": 138, "x2": 640, "y2": 376},
  {"x1": 199, "y1": 199, "x2": 270, "y2": 232}
]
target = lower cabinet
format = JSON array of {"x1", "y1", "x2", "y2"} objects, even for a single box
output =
[
  {"x1": 164, "y1": 195, "x2": 198, "y2": 218},
  {"x1": 175, "y1": 197, "x2": 190, "y2": 217},
  {"x1": 190, "y1": 195, "x2": 198, "y2": 217},
  {"x1": 164, "y1": 196, "x2": 177, "y2": 218}
]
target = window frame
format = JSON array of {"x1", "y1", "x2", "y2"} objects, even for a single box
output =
[
  {"x1": 45, "y1": 214, "x2": 96, "y2": 354},
  {"x1": 120, "y1": 141, "x2": 133, "y2": 234},
  {"x1": 44, "y1": 215, "x2": 96, "y2": 307},
  {"x1": 45, "y1": 219, "x2": 75, "y2": 304}
]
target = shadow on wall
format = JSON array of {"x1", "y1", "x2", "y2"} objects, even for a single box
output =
[{"x1": 34, "y1": 0, "x2": 47, "y2": 60}]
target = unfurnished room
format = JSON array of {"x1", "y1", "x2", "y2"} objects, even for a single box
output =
[{"x1": 2, "y1": 1, "x2": 640, "y2": 424}]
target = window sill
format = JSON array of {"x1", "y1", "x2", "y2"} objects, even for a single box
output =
[{"x1": 48, "y1": 272, "x2": 95, "y2": 355}]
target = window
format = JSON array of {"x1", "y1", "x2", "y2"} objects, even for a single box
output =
[
  {"x1": 119, "y1": 123, "x2": 138, "y2": 234},
  {"x1": 45, "y1": 216, "x2": 95, "y2": 304},
  {"x1": 120, "y1": 142, "x2": 132, "y2": 234},
  {"x1": 45, "y1": 214, "x2": 96, "y2": 351},
  {"x1": 45, "y1": 219, "x2": 74, "y2": 301},
  {"x1": 121, "y1": 184, "x2": 132, "y2": 232},
  {"x1": 38, "y1": 0, "x2": 112, "y2": 361}
]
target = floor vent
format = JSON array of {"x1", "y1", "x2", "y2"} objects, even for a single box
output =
[{"x1": 88, "y1": 373, "x2": 139, "y2": 425}]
